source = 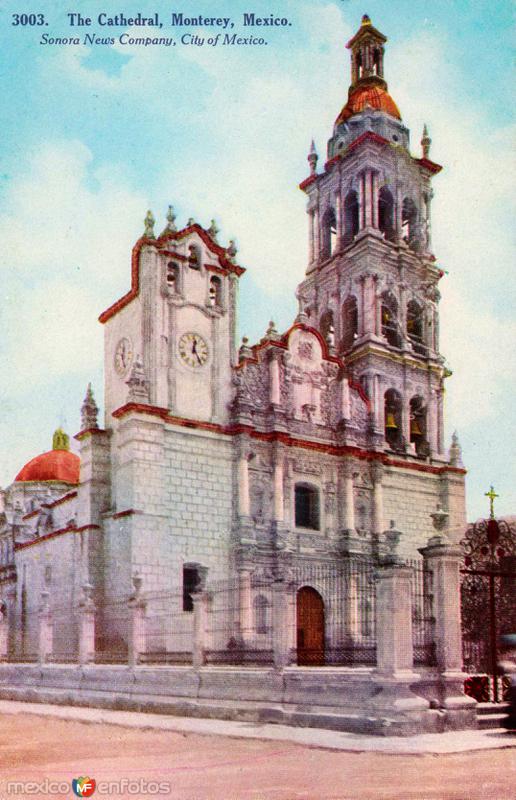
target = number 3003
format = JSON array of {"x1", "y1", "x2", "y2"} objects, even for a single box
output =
[{"x1": 12, "y1": 13, "x2": 46, "y2": 26}]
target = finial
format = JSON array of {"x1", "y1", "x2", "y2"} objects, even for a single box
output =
[
  {"x1": 383, "y1": 520, "x2": 402, "y2": 564},
  {"x1": 485, "y1": 485, "x2": 499, "y2": 520},
  {"x1": 163, "y1": 205, "x2": 177, "y2": 234},
  {"x1": 52, "y1": 428, "x2": 70, "y2": 451},
  {"x1": 143, "y1": 210, "x2": 155, "y2": 239},
  {"x1": 448, "y1": 430, "x2": 463, "y2": 467},
  {"x1": 307, "y1": 139, "x2": 318, "y2": 176},
  {"x1": 81, "y1": 383, "x2": 99, "y2": 431},
  {"x1": 266, "y1": 320, "x2": 278, "y2": 336},
  {"x1": 187, "y1": 217, "x2": 195, "y2": 227},
  {"x1": 208, "y1": 219, "x2": 220, "y2": 242},
  {"x1": 361, "y1": 13, "x2": 371, "y2": 26},
  {"x1": 421, "y1": 124, "x2": 431, "y2": 159},
  {"x1": 227, "y1": 239, "x2": 238, "y2": 261},
  {"x1": 126, "y1": 355, "x2": 150, "y2": 403},
  {"x1": 239, "y1": 336, "x2": 253, "y2": 361},
  {"x1": 430, "y1": 505, "x2": 449, "y2": 532}
]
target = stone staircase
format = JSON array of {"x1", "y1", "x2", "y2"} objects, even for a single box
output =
[{"x1": 476, "y1": 702, "x2": 511, "y2": 729}]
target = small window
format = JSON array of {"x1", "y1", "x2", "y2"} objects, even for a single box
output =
[
  {"x1": 182, "y1": 565, "x2": 200, "y2": 612},
  {"x1": 254, "y1": 595, "x2": 270, "y2": 635},
  {"x1": 295, "y1": 484, "x2": 320, "y2": 530},
  {"x1": 188, "y1": 245, "x2": 201, "y2": 270},
  {"x1": 167, "y1": 261, "x2": 180, "y2": 291},
  {"x1": 209, "y1": 275, "x2": 222, "y2": 307}
]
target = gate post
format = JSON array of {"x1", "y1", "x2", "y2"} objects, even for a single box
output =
[
  {"x1": 419, "y1": 530, "x2": 477, "y2": 728},
  {"x1": 78, "y1": 583, "x2": 96, "y2": 665},
  {"x1": 0, "y1": 600, "x2": 8, "y2": 662},
  {"x1": 370, "y1": 538, "x2": 430, "y2": 734},
  {"x1": 273, "y1": 577, "x2": 292, "y2": 668},
  {"x1": 38, "y1": 590, "x2": 53, "y2": 664},
  {"x1": 192, "y1": 567, "x2": 209, "y2": 670},
  {"x1": 128, "y1": 574, "x2": 147, "y2": 667}
]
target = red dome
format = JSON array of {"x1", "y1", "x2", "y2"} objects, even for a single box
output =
[
  {"x1": 15, "y1": 449, "x2": 80, "y2": 484},
  {"x1": 336, "y1": 84, "x2": 401, "y2": 125}
]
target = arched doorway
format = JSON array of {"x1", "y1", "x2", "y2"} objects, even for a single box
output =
[{"x1": 296, "y1": 587, "x2": 325, "y2": 665}]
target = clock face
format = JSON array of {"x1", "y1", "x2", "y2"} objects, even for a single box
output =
[
  {"x1": 178, "y1": 332, "x2": 209, "y2": 368},
  {"x1": 114, "y1": 337, "x2": 133, "y2": 376}
]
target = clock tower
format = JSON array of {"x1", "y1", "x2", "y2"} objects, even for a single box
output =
[{"x1": 101, "y1": 209, "x2": 243, "y2": 426}]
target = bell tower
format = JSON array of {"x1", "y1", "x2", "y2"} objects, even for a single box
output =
[{"x1": 297, "y1": 15, "x2": 447, "y2": 461}]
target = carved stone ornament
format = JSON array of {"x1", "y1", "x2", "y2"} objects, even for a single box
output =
[
  {"x1": 233, "y1": 362, "x2": 268, "y2": 409},
  {"x1": 298, "y1": 340, "x2": 314, "y2": 360}
]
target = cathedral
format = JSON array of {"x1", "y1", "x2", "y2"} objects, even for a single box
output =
[{"x1": 0, "y1": 16, "x2": 468, "y2": 710}]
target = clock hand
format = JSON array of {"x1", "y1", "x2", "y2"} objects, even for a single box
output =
[{"x1": 196, "y1": 352, "x2": 202, "y2": 365}]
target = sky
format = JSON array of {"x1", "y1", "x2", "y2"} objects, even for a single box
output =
[{"x1": 0, "y1": 0, "x2": 514, "y2": 521}]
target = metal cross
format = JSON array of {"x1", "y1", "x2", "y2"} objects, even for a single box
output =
[{"x1": 484, "y1": 485, "x2": 499, "y2": 519}]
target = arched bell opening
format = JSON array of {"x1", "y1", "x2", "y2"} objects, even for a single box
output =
[
  {"x1": 296, "y1": 586, "x2": 325, "y2": 666},
  {"x1": 378, "y1": 187, "x2": 395, "y2": 242},
  {"x1": 402, "y1": 198, "x2": 418, "y2": 250},
  {"x1": 341, "y1": 295, "x2": 358, "y2": 351},
  {"x1": 410, "y1": 396, "x2": 429, "y2": 457},
  {"x1": 321, "y1": 207, "x2": 337, "y2": 259},
  {"x1": 343, "y1": 191, "x2": 359, "y2": 246},
  {"x1": 407, "y1": 300, "x2": 426, "y2": 355},
  {"x1": 384, "y1": 388, "x2": 403, "y2": 450},
  {"x1": 381, "y1": 291, "x2": 401, "y2": 348},
  {"x1": 320, "y1": 310, "x2": 335, "y2": 348}
]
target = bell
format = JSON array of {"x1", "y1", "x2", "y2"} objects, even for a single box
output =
[
  {"x1": 385, "y1": 412, "x2": 398, "y2": 430},
  {"x1": 410, "y1": 417, "x2": 422, "y2": 437}
]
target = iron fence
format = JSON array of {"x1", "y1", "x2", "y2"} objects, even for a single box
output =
[
  {"x1": 408, "y1": 559, "x2": 436, "y2": 667},
  {"x1": 4, "y1": 557, "x2": 436, "y2": 669}
]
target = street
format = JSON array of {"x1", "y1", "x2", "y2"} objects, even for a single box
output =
[{"x1": 0, "y1": 710, "x2": 515, "y2": 800}]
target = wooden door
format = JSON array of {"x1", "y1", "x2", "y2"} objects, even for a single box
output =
[{"x1": 297, "y1": 586, "x2": 325, "y2": 666}]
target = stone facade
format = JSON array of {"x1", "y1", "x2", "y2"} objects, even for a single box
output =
[{"x1": 0, "y1": 16, "x2": 469, "y2": 732}]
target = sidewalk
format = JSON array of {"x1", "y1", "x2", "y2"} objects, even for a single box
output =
[{"x1": 1, "y1": 699, "x2": 514, "y2": 755}]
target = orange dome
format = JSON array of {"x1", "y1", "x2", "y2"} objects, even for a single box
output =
[
  {"x1": 336, "y1": 84, "x2": 401, "y2": 125},
  {"x1": 15, "y1": 444, "x2": 80, "y2": 484}
]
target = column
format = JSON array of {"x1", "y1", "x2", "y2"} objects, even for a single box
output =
[
  {"x1": 419, "y1": 534, "x2": 476, "y2": 726},
  {"x1": 308, "y1": 210, "x2": 315, "y2": 263},
  {"x1": 372, "y1": 374, "x2": 382, "y2": 430},
  {"x1": 38, "y1": 590, "x2": 53, "y2": 665},
  {"x1": 78, "y1": 584, "x2": 96, "y2": 666},
  {"x1": 128, "y1": 575, "x2": 147, "y2": 667},
  {"x1": 238, "y1": 451, "x2": 251, "y2": 518},
  {"x1": 272, "y1": 578, "x2": 291, "y2": 668},
  {"x1": 0, "y1": 601, "x2": 8, "y2": 662},
  {"x1": 313, "y1": 206, "x2": 320, "y2": 259},
  {"x1": 268, "y1": 351, "x2": 281, "y2": 406},
  {"x1": 359, "y1": 173, "x2": 366, "y2": 229},
  {"x1": 401, "y1": 390, "x2": 411, "y2": 448},
  {"x1": 362, "y1": 273, "x2": 375, "y2": 335},
  {"x1": 371, "y1": 463, "x2": 384, "y2": 536},
  {"x1": 395, "y1": 184, "x2": 403, "y2": 242},
  {"x1": 342, "y1": 460, "x2": 355, "y2": 533},
  {"x1": 419, "y1": 537, "x2": 463, "y2": 673},
  {"x1": 335, "y1": 192, "x2": 343, "y2": 248},
  {"x1": 375, "y1": 563, "x2": 415, "y2": 675},
  {"x1": 427, "y1": 390, "x2": 438, "y2": 454},
  {"x1": 340, "y1": 375, "x2": 350, "y2": 421},
  {"x1": 239, "y1": 569, "x2": 252, "y2": 642},
  {"x1": 192, "y1": 589, "x2": 208, "y2": 669},
  {"x1": 371, "y1": 172, "x2": 379, "y2": 228},
  {"x1": 364, "y1": 170, "x2": 373, "y2": 228},
  {"x1": 272, "y1": 451, "x2": 284, "y2": 523}
]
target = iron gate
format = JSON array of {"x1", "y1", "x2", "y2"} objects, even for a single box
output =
[{"x1": 460, "y1": 517, "x2": 516, "y2": 702}]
